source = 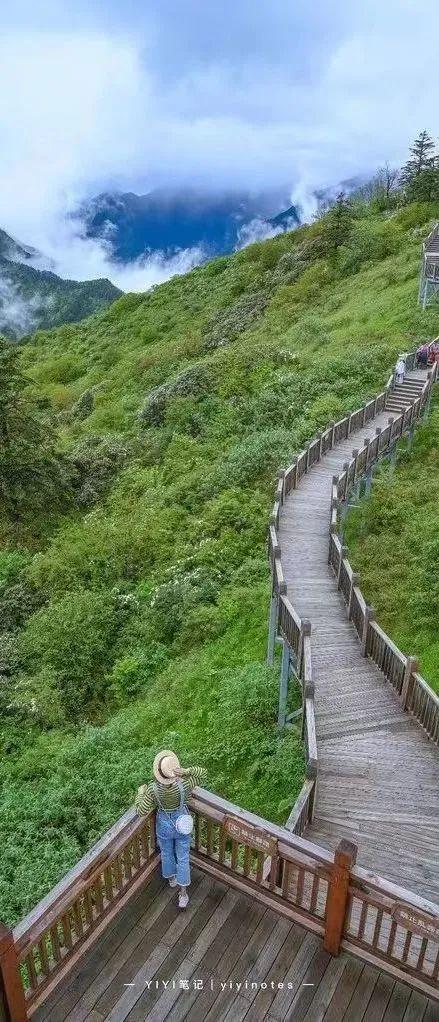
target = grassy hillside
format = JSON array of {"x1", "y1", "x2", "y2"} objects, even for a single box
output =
[
  {"x1": 346, "y1": 391, "x2": 439, "y2": 695},
  {"x1": 0, "y1": 199, "x2": 438, "y2": 924}
]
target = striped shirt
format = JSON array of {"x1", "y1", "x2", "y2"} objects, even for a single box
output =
[{"x1": 135, "y1": 767, "x2": 206, "y2": 815}]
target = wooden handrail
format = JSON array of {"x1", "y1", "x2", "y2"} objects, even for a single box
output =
[
  {"x1": 269, "y1": 350, "x2": 439, "y2": 853},
  {"x1": 6, "y1": 781, "x2": 439, "y2": 1013},
  {"x1": 12, "y1": 810, "x2": 159, "y2": 1013},
  {"x1": 327, "y1": 359, "x2": 439, "y2": 742}
]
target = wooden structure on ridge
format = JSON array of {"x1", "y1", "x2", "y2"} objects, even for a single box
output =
[{"x1": 419, "y1": 223, "x2": 439, "y2": 307}]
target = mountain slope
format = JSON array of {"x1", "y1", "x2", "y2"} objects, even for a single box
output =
[
  {"x1": 0, "y1": 200, "x2": 438, "y2": 924},
  {"x1": 0, "y1": 229, "x2": 122, "y2": 339},
  {"x1": 0, "y1": 227, "x2": 40, "y2": 263}
]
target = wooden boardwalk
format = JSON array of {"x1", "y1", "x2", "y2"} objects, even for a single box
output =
[
  {"x1": 32, "y1": 868, "x2": 439, "y2": 1022},
  {"x1": 279, "y1": 369, "x2": 439, "y2": 903},
  {"x1": 4, "y1": 367, "x2": 439, "y2": 1022}
]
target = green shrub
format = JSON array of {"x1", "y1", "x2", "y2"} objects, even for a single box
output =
[
  {"x1": 340, "y1": 219, "x2": 403, "y2": 274},
  {"x1": 19, "y1": 590, "x2": 128, "y2": 718},
  {"x1": 202, "y1": 289, "x2": 268, "y2": 350},
  {"x1": 107, "y1": 644, "x2": 169, "y2": 705},
  {"x1": 209, "y1": 428, "x2": 294, "y2": 491},
  {"x1": 140, "y1": 362, "x2": 214, "y2": 426},
  {"x1": 70, "y1": 434, "x2": 130, "y2": 506},
  {"x1": 0, "y1": 550, "x2": 31, "y2": 591}
]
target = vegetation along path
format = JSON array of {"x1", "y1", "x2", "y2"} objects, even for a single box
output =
[{"x1": 279, "y1": 367, "x2": 439, "y2": 903}]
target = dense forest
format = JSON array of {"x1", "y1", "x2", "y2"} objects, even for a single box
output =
[{"x1": 0, "y1": 134, "x2": 438, "y2": 924}]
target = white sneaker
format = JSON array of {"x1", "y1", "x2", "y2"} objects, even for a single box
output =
[
  {"x1": 168, "y1": 876, "x2": 178, "y2": 888},
  {"x1": 178, "y1": 890, "x2": 189, "y2": 909}
]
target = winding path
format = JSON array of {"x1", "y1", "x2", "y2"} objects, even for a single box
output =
[{"x1": 279, "y1": 368, "x2": 439, "y2": 903}]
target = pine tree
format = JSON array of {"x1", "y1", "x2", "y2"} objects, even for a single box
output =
[
  {"x1": 401, "y1": 131, "x2": 436, "y2": 187},
  {"x1": 0, "y1": 338, "x2": 71, "y2": 533},
  {"x1": 321, "y1": 192, "x2": 354, "y2": 256}
]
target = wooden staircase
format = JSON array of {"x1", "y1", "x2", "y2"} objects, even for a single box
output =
[{"x1": 385, "y1": 376, "x2": 426, "y2": 414}]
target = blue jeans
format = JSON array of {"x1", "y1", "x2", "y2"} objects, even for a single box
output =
[{"x1": 156, "y1": 809, "x2": 191, "y2": 887}]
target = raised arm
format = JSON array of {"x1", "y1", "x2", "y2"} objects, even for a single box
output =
[
  {"x1": 175, "y1": 766, "x2": 207, "y2": 788},
  {"x1": 135, "y1": 783, "x2": 156, "y2": 816}
]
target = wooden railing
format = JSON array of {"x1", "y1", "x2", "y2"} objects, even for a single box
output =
[
  {"x1": 191, "y1": 792, "x2": 439, "y2": 996},
  {"x1": 10, "y1": 810, "x2": 159, "y2": 1015},
  {"x1": 267, "y1": 462, "x2": 318, "y2": 837},
  {"x1": 269, "y1": 354, "x2": 439, "y2": 840},
  {"x1": 5, "y1": 788, "x2": 438, "y2": 1014},
  {"x1": 276, "y1": 601, "x2": 318, "y2": 836},
  {"x1": 328, "y1": 359, "x2": 439, "y2": 744}
]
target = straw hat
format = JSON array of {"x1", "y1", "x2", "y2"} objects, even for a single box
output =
[{"x1": 153, "y1": 749, "x2": 181, "y2": 785}]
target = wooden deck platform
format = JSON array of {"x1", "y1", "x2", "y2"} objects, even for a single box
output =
[
  {"x1": 278, "y1": 368, "x2": 439, "y2": 904},
  {"x1": 31, "y1": 868, "x2": 439, "y2": 1022}
]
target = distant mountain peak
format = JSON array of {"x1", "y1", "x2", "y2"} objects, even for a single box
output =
[{"x1": 81, "y1": 187, "x2": 300, "y2": 263}]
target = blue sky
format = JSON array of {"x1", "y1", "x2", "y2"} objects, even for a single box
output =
[{"x1": 0, "y1": 0, "x2": 438, "y2": 286}]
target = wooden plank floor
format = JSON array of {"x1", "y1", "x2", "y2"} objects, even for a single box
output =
[
  {"x1": 278, "y1": 368, "x2": 439, "y2": 903},
  {"x1": 32, "y1": 869, "x2": 439, "y2": 1021}
]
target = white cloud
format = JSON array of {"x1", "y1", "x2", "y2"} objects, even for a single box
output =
[
  {"x1": 0, "y1": 272, "x2": 52, "y2": 339},
  {"x1": 0, "y1": 5, "x2": 438, "y2": 293},
  {"x1": 235, "y1": 219, "x2": 283, "y2": 249}
]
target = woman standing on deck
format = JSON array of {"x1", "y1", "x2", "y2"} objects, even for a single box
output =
[{"x1": 135, "y1": 750, "x2": 206, "y2": 908}]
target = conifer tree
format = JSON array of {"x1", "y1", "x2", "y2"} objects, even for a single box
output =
[
  {"x1": 401, "y1": 131, "x2": 436, "y2": 186},
  {"x1": 321, "y1": 192, "x2": 354, "y2": 256}
]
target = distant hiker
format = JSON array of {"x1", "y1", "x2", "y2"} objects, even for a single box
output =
[
  {"x1": 395, "y1": 355, "x2": 406, "y2": 385},
  {"x1": 416, "y1": 344, "x2": 429, "y2": 368},
  {"x1": 136, "y1": 750, "x2": 206, "y2": 909}
]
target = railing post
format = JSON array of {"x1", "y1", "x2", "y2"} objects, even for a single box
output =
[
  {"x1": 0, "y1": 923, "x2": 28, "y2": 1022},
  {"x1": 306, "y1": 443, "x2": 311, "y2": 471},
  {"x1": 317, "y1": 432, "x2": 323, "y2": 460},
  {"x1": 361, "y1": 604, "x2": 375, "y2": 656},
  {"x1": 342, "y1": 462, "x2": 349, "y2": 502},
  {"x1": 424, "y1": 373, "x2": 432, "y2": 419},
  {"x1": 278, "y1": 638, "x2": 290, "y2": 728},
  {"x1": 277, "y1": 470, "x2": 285, "y2": 504},
  {"x1": 401, "y1": 656, "x2": 419, "y2": 710},
  {"x1": 351, "y1": 449, "x2": 359, "y2": 485},
  {"x1": 337, "y1": 545, "x2": 348, "y2": 588},
  {"x1": 329, "y1": 421, "x2": 335, "y2": 448},
  {"x1": 301, "y1": 678, "x2": 315, "y2": 734},
  {"x1": 375, "y1": 425, "x2": 382, "y2": 454},
  {"x1": 267, "y1": 586, "x2": 279, "y2": 666},
  {"x1": 347, "y1": 572, "x2": 360, "y2": 619},
  {"x1": 323, "y1": 840, "x2": 357, "y2": 956},
  {"x1": 297, "y1": 619, "x2": 311, "y2": 679},
  {"x1": 363, "y1": 435, "x2": 370, "y2": 463}
]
